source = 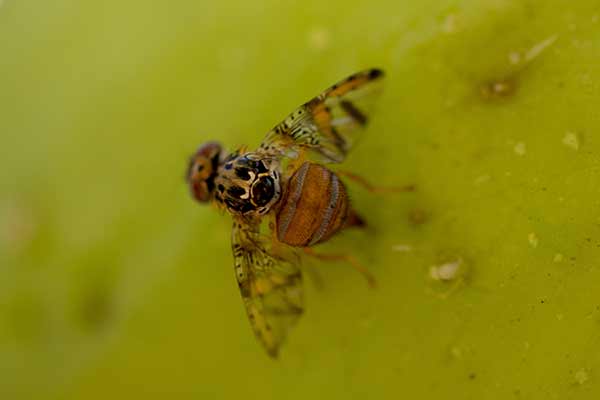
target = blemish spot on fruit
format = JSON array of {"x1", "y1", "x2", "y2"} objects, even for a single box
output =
[
  {"x1": 507, "y1": 35, "x2": 557, "y2": 66},
  {"x1": 78, "y1": 283, "x2": 113, "y2": 332},
  {"x1": 508, "y1": 51, "x2": 521, "y2": 65},
  {"x1": 524, "y1": 35, "x2": 558, "y2": 63},
  {"x1": 451, "y1": 346, "x2": 463, "y2": 359},
  {"x1": 307, "y1": 27, "x2": 331, "y2": 51},
  {"x1": 482, "y1": 36, "x2": 556, "y2": 102},
  {"x1": 480, "y1": 77, "x2": 517, "y2": 100},
  {"x1": 562, "y1": 131, "x2": 580, "y2": 150},
  {"x1": 409, "y1": 209, "x2": 428, "y2": 226},
  {"x1": 528, "y1": 232, "x2": 539, "y2": 248},
  {"x1": 427, "y1": 252, "x2": 470, "y2": 298},
  {"x1": 474, "y1": 174, "x2": 490, "y2": 185},
  {"x1": 441, "y1": 13, "x2": 460, "y2": 34},
  {"x1": 574, "y1": 368, "x2": 589, "y2": 385},
  {"x1": 392, "y1": 244, "x2": 413, "y2": 252},
  {"x1": 430, "y1": 258, "x2": 463, "y2": 281},
  {"x1": 514, "y1": 141, "x2": 526, "y2": 156},
  {"x1": 0, "y1": 199, "x2": 36, "y2": 254}
]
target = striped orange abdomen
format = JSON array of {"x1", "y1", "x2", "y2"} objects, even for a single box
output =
[{"x1": 276, "y1": 162, "x2": 348, "y2": 247}]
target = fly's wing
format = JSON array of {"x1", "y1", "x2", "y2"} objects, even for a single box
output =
[
  {"x1": 259, "y1": 68, "x2": 385, "y2": 163},
  {"x1": 232, "y1": 216, "x2": 303, "y2": 357}
]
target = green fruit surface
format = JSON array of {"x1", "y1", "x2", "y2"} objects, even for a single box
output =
[{"x1": 1, "y1": 1, "x2": 599, "y2": 399}]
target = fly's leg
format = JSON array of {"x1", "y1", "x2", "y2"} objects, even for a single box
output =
[
  {"x1": 303, "y1": 247, "x2": 376, "y2": 288},
  {"x1": 337, "y1": 170, "x2": 415, "y2": 194},
  {"x1": 303, "y1": 264, "x2": 326, "y2": 291}
]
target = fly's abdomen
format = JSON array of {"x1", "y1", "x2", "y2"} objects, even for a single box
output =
[{"x1": 276, "y1": 162, "x2": 348, "y2": 247}]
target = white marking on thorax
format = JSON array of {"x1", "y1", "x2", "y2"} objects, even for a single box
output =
[{"x1": 239, "y1": 171, "x2": 256, "y2": 200}]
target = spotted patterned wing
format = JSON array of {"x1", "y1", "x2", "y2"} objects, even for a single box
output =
[
  {"x1": 259, "y1": 68, "x2": 385, "y2": 163},
  {"x1": 232, "y1": 216, "x2": 303, "y2": 357}
]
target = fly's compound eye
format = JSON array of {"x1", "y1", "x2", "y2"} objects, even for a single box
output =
[
  {"x1": 251, "y1": 176, "x2": 275, "y2": 207},
  {"x1": 187, "y1": 141, "x2": 224, "y2": 203},
  {"x1": 188, "y1": 158, "x2": 214, "y2": 202}
]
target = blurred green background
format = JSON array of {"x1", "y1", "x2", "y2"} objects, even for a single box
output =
[{"x1": 2, "y1": 0, "x2": 600, "y2": 398}]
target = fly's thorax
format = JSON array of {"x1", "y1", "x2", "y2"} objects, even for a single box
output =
[{"x1": 213, "y1": 152, "x2": 282, "y2": 216}]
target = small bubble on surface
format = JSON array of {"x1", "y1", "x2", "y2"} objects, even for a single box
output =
[{"x1": 553, "y1": 253, "x2": 564, "y2": 263}]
